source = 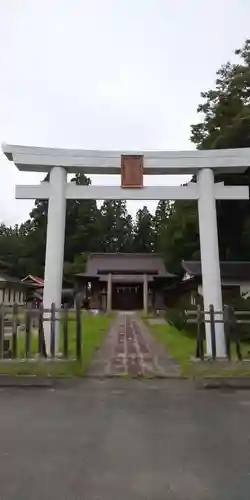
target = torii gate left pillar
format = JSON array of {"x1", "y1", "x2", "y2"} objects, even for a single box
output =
[{"x1": 43, "y1": 166, "x2": 67, "y2": 352}]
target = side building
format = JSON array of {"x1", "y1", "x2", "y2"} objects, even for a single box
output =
[
  {"x1": 0, "y1": 260, "x2": 29, "y2": 306},
  {"x1": 164, "y1": 260, "x2": 250, "y2": 306}
]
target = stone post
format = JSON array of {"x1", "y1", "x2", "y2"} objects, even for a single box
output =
[
  {"x1": 143, "y1": 274, "x2": 148, "y2": 314},
  {"x1": 107, "y1": 273, "x2": 112, "y2": 313}
]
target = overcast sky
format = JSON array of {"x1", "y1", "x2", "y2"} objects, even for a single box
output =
[{"x1": 1, "y1": 0, "x2": 250, "y2": 225}]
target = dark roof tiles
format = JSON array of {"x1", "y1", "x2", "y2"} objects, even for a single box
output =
[
  {"x1": 182, "y1": 261, "x2": 250, "y2": 280},
  {"x1": 83, "y1": 253, "x2": 175, "y2": 277}
]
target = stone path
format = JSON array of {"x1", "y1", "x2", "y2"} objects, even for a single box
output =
[{"x1": 87, "y1": 312, "x2": 181, "y2": 377}]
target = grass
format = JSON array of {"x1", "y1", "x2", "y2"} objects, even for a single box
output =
[
  {"x1": 0, "y1": 312, "x2": 113, "y2": 377},
  {"x1": 146, "y1": 319, "x2": 250, "y2": 378}
]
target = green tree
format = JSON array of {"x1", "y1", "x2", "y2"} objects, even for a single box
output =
[
  {"x1": 191, "y1": 38, "x2": 250, "y2": 261},
  {"x1": 0, "y1": 173, "x2": 102, "y2": 278},
  {"x1": 24, "y1": 173, "x2": 49, "y2": 275},
  {"x1": 0, "y1": 223, "x2": 32, "y2": 277},
  {"x1": 64, "y1": 173, "x2": 101, "y2": 261},
  {"x1": 25, "y1": 172, "x2": 101, "y2": 275},
  {"x1": 191, "y1": 39, "x2": 250, "y2": 150},
  {"x1": 153, "y1": 200, "x2": 173, "y2": 252},
  {"x1": 162, "y1": 38, "x2": 250, "y2": 271},
  {"x1": 160, "y1": 199, "x2": 199, "y2": 274},
  {"x1": 64, "y1": 253, "x2": 88, "y2": 276},
  {"x1": 133, "y1": 206, "x2": 155, "y2": 252},
  {"x1": 99, "y1": 200, "x2": 133, "y2": 252}
]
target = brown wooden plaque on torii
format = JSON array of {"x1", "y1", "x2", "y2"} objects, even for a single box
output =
[{"x1": 121, "y1": 155, "x2": 144, "y2": 188}]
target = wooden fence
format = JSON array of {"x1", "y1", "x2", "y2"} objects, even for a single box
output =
[
  {"x1": 0, "y1": 302, "x2": 82, "y2": 361},
  {"x1": 186, "y1": 304, "x2": 250, "y2": 360}
]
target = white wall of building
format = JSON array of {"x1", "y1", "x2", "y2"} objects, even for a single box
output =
[
  {"x1": 240, "y1": 283, "x2": 250, "y2": 297},
  {"x1": 197, "y1": 281, "x2": 250, "y2": 299},
  {"x1": 0, "y1": 287, "x2": 26, "y2": 306}
]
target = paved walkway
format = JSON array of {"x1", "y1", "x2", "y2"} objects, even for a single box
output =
[{"x1": 87, "y1": 312, "x2": 181, "y2": 377}]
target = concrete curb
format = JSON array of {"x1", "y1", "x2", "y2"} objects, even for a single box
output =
[
  {"x1": 87, "y1": 374, "x2": 189, "y2": 380},
  {"x1": 1, "y1": 374, "x2": 250, "y2": 389},
  {"x1": 0, "y1": 374, "x2": 189, "y2": 387},
  {"x1": 0, "y1": 375, "x2": 80, "y2": 388},
  {"x1": 195, "y1": 377, "x2": 250, "y2": 390}
]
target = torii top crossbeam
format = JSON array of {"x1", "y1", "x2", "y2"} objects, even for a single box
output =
[{"x1": 3, "y1": 143, "x2": 250, "y2": 174}]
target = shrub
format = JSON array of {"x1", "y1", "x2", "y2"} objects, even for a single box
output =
[
  {"x1": 166, "y1": 297, "x2": 198, "y2": 337},
  {"x1": 225, "y1": 295, "x2": 250, "y2": 342},
  {"x1": 166, "y1": 293, "x2": 250, "y2": 343}
]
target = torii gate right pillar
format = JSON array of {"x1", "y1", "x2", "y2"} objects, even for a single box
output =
[{"x1": 198, "y1": 168, "x2": 225, "y2": 357}]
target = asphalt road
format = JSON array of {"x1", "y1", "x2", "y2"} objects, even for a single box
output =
[{"x1": 0, "y1": 379, "x2": 250, "y2": 500}]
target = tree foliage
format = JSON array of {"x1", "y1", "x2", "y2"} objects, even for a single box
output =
[
  {"x1": 191, "y1": 39, "x2": 250, "y2": 150},
  {"x1": 98, "y1": 200, "x2": 134, "y2": 252},
  {"x1": 133, "y1": 206, "x2": 155, "y2": 253},
  {"x1": 0, "y1": 194, "x2": 169, "y2": 278},
  {"x1": 161, "y1": 38, "x2": 250, "y2": 272}
]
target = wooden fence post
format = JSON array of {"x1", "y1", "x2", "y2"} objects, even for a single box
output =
[
  {"x1": 76, "y1": 298, "x2": 82, "y2": 362},
  {"x1": 63, "y1": 305, "x2": 69, "y2": 358},
  {"x1": 223, "y1": 305, "x2": 231, "y2": 361},
  {"x1": 196, "y1": 304, "x2": 204, "y2": 359},
  {"x1": 0, "y1": 304, "x2": 4, "y2": 359},
  {"x1": 25, "y1": 308, "x2": 31, "y2": 358},
  {"x1": 12, "y1": 303, "x2": 18, "y2": 359},
  {"x1": 232, "y1": 306, "x2": 242, "y2": 361},
  {"x1": 227, "y1": 306, "x2": 242, "y2": 361},
  {"x1": 209, "y1": 304, "x2": 216, "y2": 360},
  {"x1": 38, "y1": 304, "x2": 47, "y2": 358},
  {"x1": 50, "y1": 303, "x2": 56, "y2": 358},
  {"x1": 235, "y1": 338, "x2": 242, "y2": 361}
]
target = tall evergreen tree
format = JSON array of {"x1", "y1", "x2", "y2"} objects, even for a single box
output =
[
  {"x1": 133, "y1": 206, "x2": 155, "y2": 252},
  {"x1": 153, "y1": 200, "x2": 172, "y2": 251},
  {"x1": 99, "y1": 200, "x2": 133, "y2": 252},
  {"x1": 64, "y1": 172, "x2": 101, "y2": 261},
  {"x1": 161, "y1": 38, "x2": 250, "y2": 272},
  {"x1": 15, "y1": 172, "x2": 101, "y2": 276},
  {"x1": 191, "y1": 38, "x2": 250, "y2": 261}
]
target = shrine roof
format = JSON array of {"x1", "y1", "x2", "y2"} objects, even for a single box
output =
[{"x1": 75, "y1": 253, "x2": 175, "y2": 279}]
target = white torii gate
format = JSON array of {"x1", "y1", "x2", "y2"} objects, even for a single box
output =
[{"x1": 2, "y1": 144, "x2": 250, "y2": 357}]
